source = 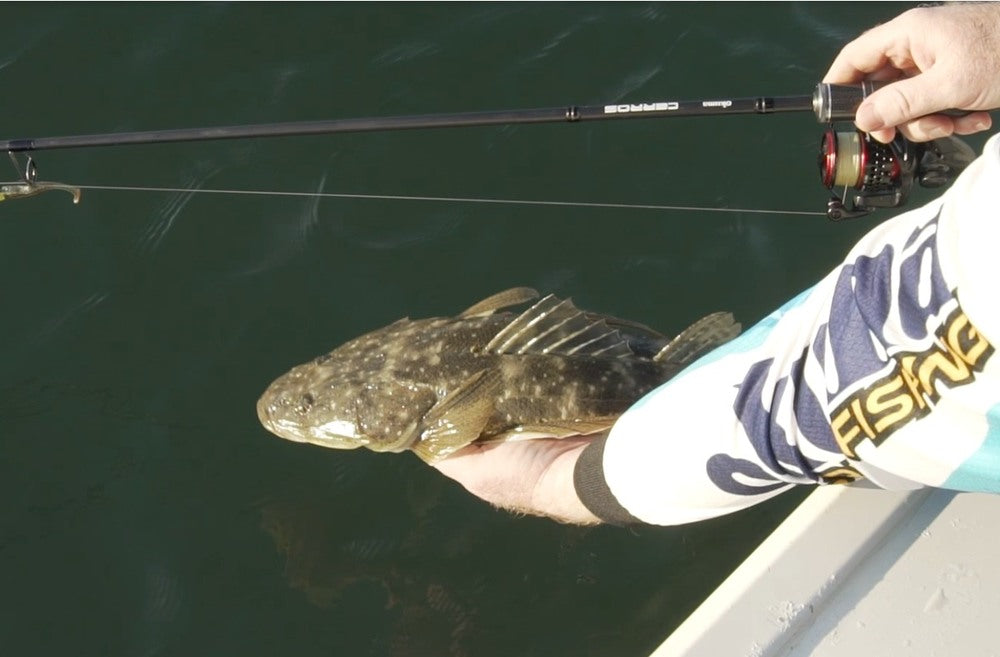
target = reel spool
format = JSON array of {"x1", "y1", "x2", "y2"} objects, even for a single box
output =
[{"x1": 818, "y1": 127, "x2": 976, "y2": 221}]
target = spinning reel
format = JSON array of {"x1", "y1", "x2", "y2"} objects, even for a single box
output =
[
  {"x1": 817, "y1": 128, "x2": 975, "y2": 221},
  {"x1": 812, "y1": 82, "x2": 976, "y2": 221}
]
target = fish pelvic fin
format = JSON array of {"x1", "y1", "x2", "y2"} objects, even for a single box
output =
[
  {"x1": 459, "y1": 287, "x2": 539, "y2": 317},
  {"x1": 654, "y1": 312, "x2": 741, "y2": 365},
  {"x1": 484, "y1": 294, "x2": 634, "y2": 358},
  {"x1": 483, "y1": 419, "x2": 616, "y2": 443},
  {"x1": 412, "y1": 369, "x2": 502, "y2": 463}
]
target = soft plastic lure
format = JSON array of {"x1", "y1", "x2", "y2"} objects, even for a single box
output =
[{"x1": 0, "y1": 153, "x2": 79, "y2": 203}]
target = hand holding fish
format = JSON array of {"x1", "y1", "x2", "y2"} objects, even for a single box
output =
[
  {"x1": 823, "y1": 3, "x2": 1000, "y2": 143},
  {"x1": 432, "y1": 437, "x2": 600, "y2": 524}
]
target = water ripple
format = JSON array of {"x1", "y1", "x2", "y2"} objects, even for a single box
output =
[
  {"x1": 266, "y1": 64, "x2": 301, "y2": 105},
  {"x1": 229, "y1": 168, "x2": 327, "y2": 278},
  {"x1": 135, "y1": 169, "x2": 215, "y2": 255},
  {"x1": 30, "y1": 290, "x2": 109, "y2": 347},
  {"x1": 518, "y1": 17, "x2": 594, "y2": 66},
  {"x1": 792, "y1": 4, "x2": 862, "y2": 43},
  {"x1": 373, "y1": 41, "x2": 440, "y2": 67},
  {"x1": 130, "y1": 559, "x2": 183, "y2": 657},
  {"x1": 604, "y1": 64, "x2": 664, "y2": 102}
]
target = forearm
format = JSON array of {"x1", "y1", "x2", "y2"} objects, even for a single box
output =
[
  {"x1": 441, "y1": 3, "x2": 1000, "y2": 527},
  {"x1": 576, "y1": 135, "x2": 1000, "y2": 526}
]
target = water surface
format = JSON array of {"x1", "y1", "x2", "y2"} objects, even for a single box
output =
[{"x1": 0, "y1": 4, "x2": 964, "y2": 656}]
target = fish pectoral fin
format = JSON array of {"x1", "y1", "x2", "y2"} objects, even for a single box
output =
[
  {"x1": 459, "y1": 287, "x2": 539, "y2": 318},
  {"x1": 412, "y1": 369, "x2": 502, "y2": 463},
  {"x1": 654, "y1": 312, "x2": 741, "y2": 365}
]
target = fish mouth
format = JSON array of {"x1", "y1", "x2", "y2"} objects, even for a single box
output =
[
  {"x1": 257, "y1": 395, "x2": 367, "y2": 450},
  {"x1": 256, "y1": 396, "x2": 273, "y2": 429},
  {"x1": 256, "y1": 396, "x2": 307, "y2": 443}
]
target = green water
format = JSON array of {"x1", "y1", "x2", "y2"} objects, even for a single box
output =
[{"x1": 0, "y1": 3, "x2": 958, "y2": 656}]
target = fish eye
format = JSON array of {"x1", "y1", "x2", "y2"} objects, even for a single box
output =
[{"x1": 296, "y1": 393, "x2": 315, "y2": 414}]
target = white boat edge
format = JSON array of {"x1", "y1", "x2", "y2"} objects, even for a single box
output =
[{"x1": 653, "y1": 484, "x2": 1000, "y2": 656}]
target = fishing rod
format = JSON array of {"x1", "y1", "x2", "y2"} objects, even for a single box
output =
[{"x1": 0, "y1": 82, "x2": 974, "y2": 220}]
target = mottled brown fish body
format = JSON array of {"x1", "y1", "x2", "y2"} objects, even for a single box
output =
[
  {"x1": 257, "y1": 288, "x2": 739, "y2": 463},
  {"x1": 488, "y1": 353, "x2": 676, "y2": 429}
]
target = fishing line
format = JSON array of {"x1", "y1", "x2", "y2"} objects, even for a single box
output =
[{"x1": 75, "y1": 184, "x2": 825, "y2": 216}]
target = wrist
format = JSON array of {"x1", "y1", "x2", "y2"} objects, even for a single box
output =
[{"x1": 532, "y1": 443, "x2": 601, "y2": 524}]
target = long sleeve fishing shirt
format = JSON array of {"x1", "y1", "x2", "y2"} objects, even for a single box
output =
[{"x1": 574, "y1": 133, "x2": 1000, "y2": 526}]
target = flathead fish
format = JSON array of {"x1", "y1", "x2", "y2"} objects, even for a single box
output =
[{"x1": 257, "y1": 287, "x2": 739, "y2": 463}]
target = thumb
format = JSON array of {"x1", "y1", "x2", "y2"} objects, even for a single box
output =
[{"x1": 855, "y1": 72, "x2": 952, "y2": 132}]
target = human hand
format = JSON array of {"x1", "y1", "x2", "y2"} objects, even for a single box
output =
[
  {"x1": 824, "y1": 4, "x2": 1000, "y2": 143},
  {"x1": 432, "y1": 437, "x2": 601, "y2": 525}
]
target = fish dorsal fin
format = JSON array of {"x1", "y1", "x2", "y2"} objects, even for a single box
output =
[
  {"x1": 595, "y1": 314, "x2": 667, "y2": 341},
  {"x1": 484, "y1": 294, "x2": 633, "y2": 358},
  {"x1": 459, "y1": 287, "x2": 539, "y2": 318},
  {"x1": 654, "y1": 312, "x2": 741, "y2": 365}
]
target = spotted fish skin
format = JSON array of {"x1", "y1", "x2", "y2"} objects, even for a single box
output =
[{"x1": 257, "y1": 288, "x2": 739, "y2": 463}]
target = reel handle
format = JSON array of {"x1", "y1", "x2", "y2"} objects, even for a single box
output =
[{"x1": 812, "y1": 82, "x2": 970, "y2": 123}]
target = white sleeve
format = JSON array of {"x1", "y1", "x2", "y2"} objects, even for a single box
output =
[{"x1": 591, "y1": 134, "x2": 1000, "y2": 526}]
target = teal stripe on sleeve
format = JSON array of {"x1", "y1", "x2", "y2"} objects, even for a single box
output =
[{"x1": 943, "y1": 402, "x2": 1000, "y2": 493}]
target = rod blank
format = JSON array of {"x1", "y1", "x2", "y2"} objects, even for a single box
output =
[{"x1": 0, "y1": 95, "x2": 814, "y2": 153}]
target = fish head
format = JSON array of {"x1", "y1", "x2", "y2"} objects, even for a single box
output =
[{"x1": 257, "y1": 355, "x2": 438, "y2": 454}]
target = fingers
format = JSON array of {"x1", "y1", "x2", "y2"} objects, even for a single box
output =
[
  {"x1": 824, "y1": 5, "x2": 999, "y2": 143},
  {"x1": 432, "y1": 438, "x2": 593, "y2": 488},
  {"x1": 896, "y1": 115, "x2": 955, "y2": 143},
  {"x1": 431, "y1": 438, "x2": 598, "y2": 524},
  {"x1": 866, "y1": 127, "x2": 897, "y2": 144},
  {"x1": 952, "y1": 111, "x2": 993, "y2": 136},
  {"x1": 855, "y1": 73, "x2": 953, "y2": 132},
  {"x1": 431, "y1": 441, "x2": 495, "y2": 479},
  {"x1": 822, "y1": 17, "x2": 911, "y2": 84},
  {"x1": 861, "y1": 110, "x2": 992, "y2": 144}
]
